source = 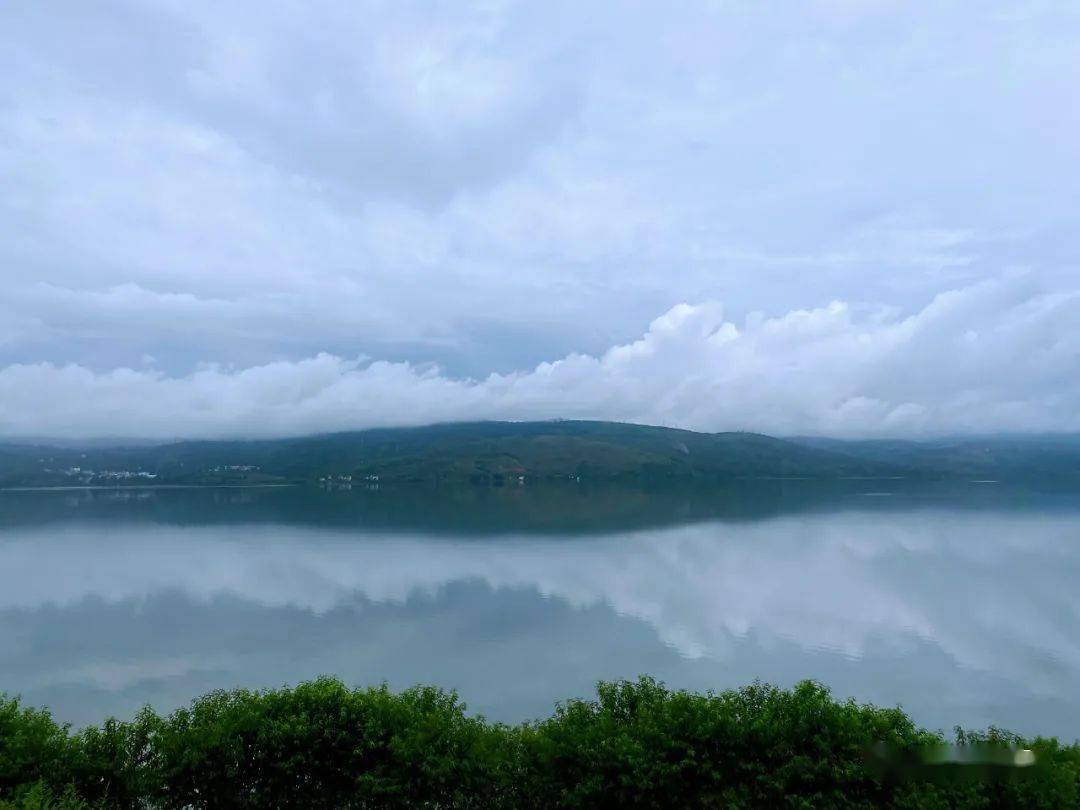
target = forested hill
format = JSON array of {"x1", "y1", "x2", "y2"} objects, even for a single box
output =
[{"x1": 1, "y1": 421, "x2": 1079, "y2": 487}]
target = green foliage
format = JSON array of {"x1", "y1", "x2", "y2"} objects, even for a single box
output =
[
  {"x1": 143, "y1": 680, "x2": 513, "y2": 808},
  {"x1": 0, "y1": 781, "x2": 94, "y2": 810},
  {"x1": 0, "y1": 698, "x2": 75, "y2": 800},
  {"x1": 0, "y1": 421, "x2": 898, "y2": 487},
  {"x1": 520, "y1": 679, "x2": 941, "y2": 808},
  {"x1": 7, "y1": 421, "x2": 1080, "y2": 489},
  {"x1": 2, "y1": 679, "x2": 1079, "y2": 808}
]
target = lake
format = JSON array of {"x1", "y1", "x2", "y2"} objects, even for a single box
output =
[{"x1": 2, "y1": 481, "x2": 1079, "y2": 739}]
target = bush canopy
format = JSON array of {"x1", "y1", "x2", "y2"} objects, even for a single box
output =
[{"x1": 2, "y1": 677, "x2": 1078, "y2": 808}]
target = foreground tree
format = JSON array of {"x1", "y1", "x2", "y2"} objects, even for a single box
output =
[{"x1": 2, "y1": 677, "x2": 1078, "y2": 808}]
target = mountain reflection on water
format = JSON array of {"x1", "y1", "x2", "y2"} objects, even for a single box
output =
[{"x1": 2, "y1": 482, "x2": 1079, "y2": 738}]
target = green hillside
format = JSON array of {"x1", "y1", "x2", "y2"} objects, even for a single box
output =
[
  {"x1": 2, "y1": 421, "x2": 1080, "y2": 487},
  {"x1": 0, "y1": 421, "x2": 893, "y2": 486}
]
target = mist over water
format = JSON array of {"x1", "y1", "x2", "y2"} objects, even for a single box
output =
[{"x1": 2, "y1": 483, "x2": 1079, "y2": 738}]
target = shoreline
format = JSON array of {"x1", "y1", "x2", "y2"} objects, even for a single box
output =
[{"x1": 0, "y1": 482, "x2": 297, "y2": 493}]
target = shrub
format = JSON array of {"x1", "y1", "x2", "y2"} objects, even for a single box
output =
[{"x1": 2, "y1": 679, "x2": 1077, "y2": 808}]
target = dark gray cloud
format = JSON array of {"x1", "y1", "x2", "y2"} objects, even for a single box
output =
[{"x1": 1, "y1": 1, "x2": 1078, "y2": 436}]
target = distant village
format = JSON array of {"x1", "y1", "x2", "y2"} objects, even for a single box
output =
[
  {"x1": 38, "y1": 460, "x2": 388, "y2": 488},
  {"x1": 57, "y1": 466, "x2": 158, "y2": 482},
  {"x1": 318, "y1": 473, "x2": 380, "y2": 490},
  {"x1": 46, "y1": 463, "x2": 266, "y2": 484},
  {"x1": 27, "y1": 456, "x2": 585, "y2": 489}
]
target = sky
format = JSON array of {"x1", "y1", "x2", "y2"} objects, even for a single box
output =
[{"x1": 1, "y1": 0, "x2": 1079, "y2": 439}]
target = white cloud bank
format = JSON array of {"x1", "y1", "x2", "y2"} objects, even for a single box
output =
[{"x1": 1, "y1": 277, "x2": 1077, "y2": 440}]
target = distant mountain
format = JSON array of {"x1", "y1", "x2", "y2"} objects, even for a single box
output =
[
  {"x1": 791, "y1": 435, "x2": 1080, "y2": 480},
  {"x1": 1, "y1": 421, "x2": 1079, "y2": 487}
]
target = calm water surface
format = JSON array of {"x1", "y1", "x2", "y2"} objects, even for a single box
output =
[{"x1": 2, "y1": 482, "x2": 1079, "y2": 738}]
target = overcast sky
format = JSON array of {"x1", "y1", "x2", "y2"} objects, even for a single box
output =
[{"x1": 2, "y1": 1, "x2": 1079, "y2": 439}]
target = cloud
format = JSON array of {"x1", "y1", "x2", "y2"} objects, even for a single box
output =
[
  {"x1": 3, "y1": 0, "x2": 1080, "y2": 382},
  {"x1": 0, "y1": 277, "x2": 1076, "y2": 439}
]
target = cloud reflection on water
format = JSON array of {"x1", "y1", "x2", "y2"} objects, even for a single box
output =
[{"x1": 2, "y1": 507, "x2": 1079, "y2": 735}]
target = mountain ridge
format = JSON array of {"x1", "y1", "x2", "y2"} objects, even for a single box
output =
[{"x1": 2, "y1": 420, "x2": 1079, "y2": 487}]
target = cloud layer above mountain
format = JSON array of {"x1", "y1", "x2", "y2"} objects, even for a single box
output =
[
  {"x1": 1, "y1": 276, "x2": 1077, "y2": 439},
  {"x1": 2, "y1": 1, "x2": 1079, "y2": 437}
]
